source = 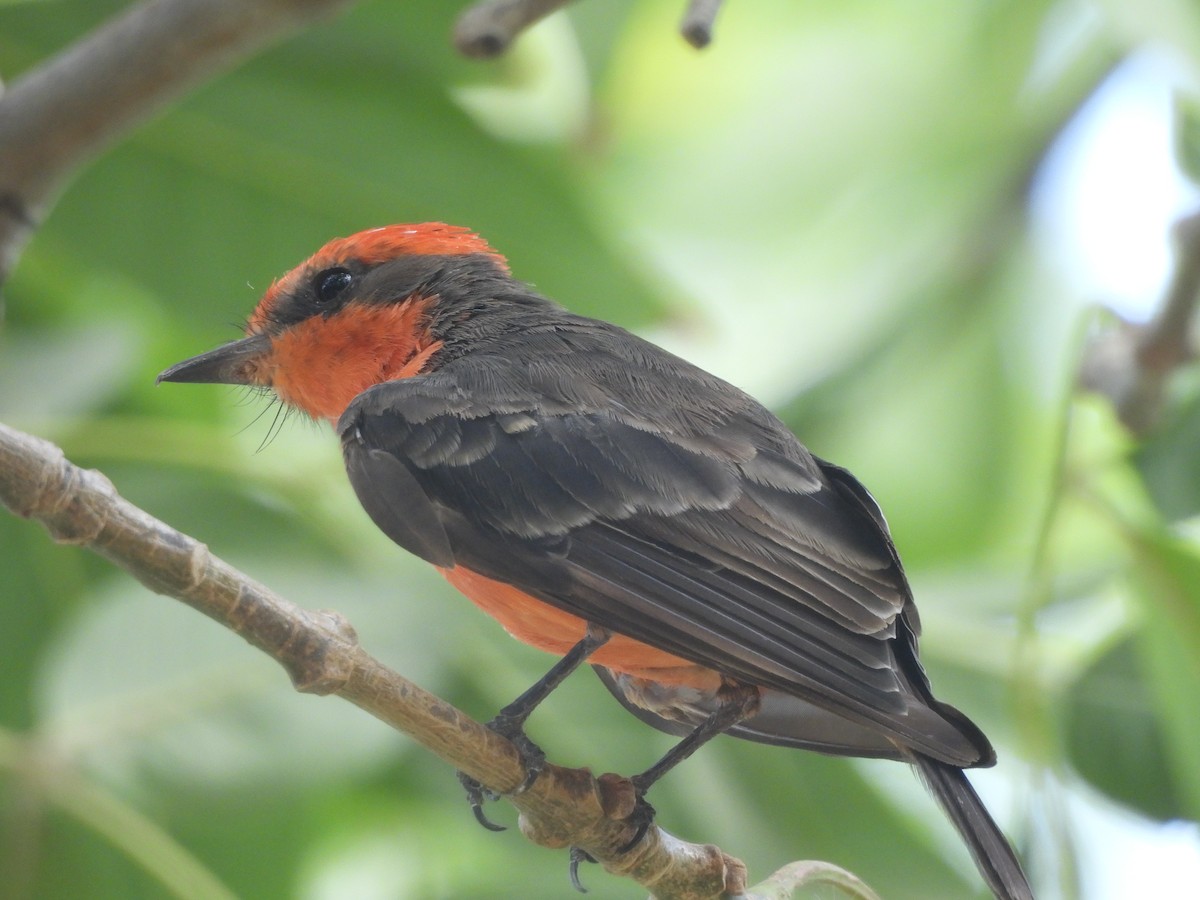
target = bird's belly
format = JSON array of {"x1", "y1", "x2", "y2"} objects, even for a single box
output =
[{"x1": 438, "y1": 565, "x2": 723, "y2": 691}]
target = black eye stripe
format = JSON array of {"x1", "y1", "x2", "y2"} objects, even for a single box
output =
[{"x1": 315, "y1": 267, "x2": 353, "y2": 303}]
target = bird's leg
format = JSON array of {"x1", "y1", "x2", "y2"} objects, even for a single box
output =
[
  {"x1": 459, "y1": 623, "x2": 611, "y2": 831},
  {"x1": 488, "y1": 622, "x2": 613, "y2": 747},
  {"x1": 620, "y1": 682, "x2": 760, "y2": 852},
  {"x1": 565, "y1": 682, "x2": 761, "y2": 892},
  {"x1": 565, "y1": 682, "x2": 760, "y2": 892}
]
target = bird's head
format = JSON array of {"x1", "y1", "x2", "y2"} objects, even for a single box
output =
[{"x1": 158, "y1": 224, "x2": 509, "y2": 422}]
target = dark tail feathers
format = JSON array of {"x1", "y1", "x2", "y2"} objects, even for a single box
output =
[{"x1": 911, "y1": 752, "x2": 1033, "y2": 900}]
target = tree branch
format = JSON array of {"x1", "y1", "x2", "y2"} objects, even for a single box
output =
[
  {"x1": 1080, "y1": 208, "x2": 1200, "y2": 434},
  {"x1": 0, "y1": 0, "x2": 736, "y2": 285},
  {"x1": 0, "y1": 0, "x2": 359, "y2": 282},
  {"x1": 0, "y1": 420, "x2": 756, "y2": 899},
  {"x1": 748, "y1": 861, "x2": 881, "y2": 900},
  {"x1": 453, "y1": 0, "x2": 732, "y2": 58},
  {"x1": 454, "y1": 0, "x2": 575, "y2": 58},
  {"x1": 680, "y1": 0, "x2": 726, "y2": 49}
]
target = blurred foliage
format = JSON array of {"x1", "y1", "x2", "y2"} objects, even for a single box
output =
[{"x1": 2, "y1": 0, "x2": 1200, "y2": 898}]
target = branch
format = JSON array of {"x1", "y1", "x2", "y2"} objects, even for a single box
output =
[
  {"x1": 0, "y1": 420, "x2": 756, "y2": 899},
  {"x1": 0, "y1": 0, "x2": 735, "y2": 286},
  {"x1": 748, "y1": 861, "x2": 881, "y2": 900},
  {"x1": 453, "y1": 0, "x2": 731, "y2": 58},
  {"x1": 0, "y1": 0, "x2": 360, "y2": 282},
  {"x1": 680, "y1": 0, "x2": 726, "y2": 49},
  {"x1": 454, "y1": 0, "x2": 575, "y2": 58},
  {"x1": 1080, "y1": 209, "x2": 1200, "y2": 434}
]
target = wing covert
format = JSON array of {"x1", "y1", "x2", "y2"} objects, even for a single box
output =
[{"x1": 338, "y1": 363, "x2": 936, "y2": 742}]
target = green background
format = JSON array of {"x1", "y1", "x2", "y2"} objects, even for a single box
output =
[{"x1": 3, "y1": 0, "x2": 1200, "y2": 897}]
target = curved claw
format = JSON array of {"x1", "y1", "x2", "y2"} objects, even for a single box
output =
[
  {"x1": 470, "y1": 798, "x2": 508, "y2": 832},
  {"x1": 505, "y1": 731, "x2": 546, "y2": 794},
  {"x1": 455, "y1": 729, "x2": 546, "y2": 830},
  {"x1": 458, "y1": 771, "x2": 507, "y2": 832},
  {"x1": 568, "y1": 846, "x2": 596, "y2": 893},
  {"x1": 617, "y1": 795, "x2": 657, "y2": 854}
]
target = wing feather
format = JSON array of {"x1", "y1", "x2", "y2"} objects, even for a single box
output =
[{"x1": 338, "y1": 340, "x2": 978, "y2": 758}]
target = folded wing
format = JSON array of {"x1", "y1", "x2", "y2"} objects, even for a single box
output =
[{"x1": 339, "y1": 349, "x2": 988, "y2": 765}]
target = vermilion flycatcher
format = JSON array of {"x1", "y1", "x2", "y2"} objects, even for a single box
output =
[{"x1": 160, "y1": 224, "x2": 1032, "y2": 900}]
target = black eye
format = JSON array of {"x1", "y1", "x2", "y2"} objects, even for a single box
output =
[{"x1": 315, "y1": 267, "x2": 353, "y2": 303}]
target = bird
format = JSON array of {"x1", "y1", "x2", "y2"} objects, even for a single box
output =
[{"x1": 159, "y1": 222, "x2": 1033, "y2": 899}]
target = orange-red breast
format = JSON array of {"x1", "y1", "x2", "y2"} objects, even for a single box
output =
[{"x1": 160, "y1": 223, "x2": 1032, "y2": 900}]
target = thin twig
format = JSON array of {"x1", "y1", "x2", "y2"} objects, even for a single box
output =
[
  {"x1": 0, "y1": 0, "x2": 360, "y2": 282},
  {"x1": 454, "y1": 0, "x2": 576, "y2": 58},
  {"x1": 681, "y1": 0, "x2": 725, "y2": 49},
  {"x1": 0, "y1": 0, "x2": 737, "y2": 284},
  {"x1": 1138, "y1": 211, "x2": 1200, "y2": 374},
  {"x1": 454, "y1": 0, "x2": 732, "y2": 58},
  {"x1": 745, "y1": 860, "x2": 882, "y2": 900},
  {"x1": 0, "y1": 420, "x2": 750, "y2": 899},
  {"x1": 1080, "y1": 208, "x2": 1200, "y2": 434}
]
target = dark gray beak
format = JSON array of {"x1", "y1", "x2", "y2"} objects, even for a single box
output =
[{"x1": 157, "y1": 333, "x2": 272, "y2": 385}]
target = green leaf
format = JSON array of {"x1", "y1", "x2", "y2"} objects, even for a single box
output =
[
  {"x1": 1128, "y1": 532, "x2": 1200, "y2": 820},
  {"x1": 1064, "y1": 638, "x2": 1182, "y2": 820},
  {"x1": 1134, "y1": 383, "x2": 1200, "y2": 521},
  {"x1": 1174, "y1": 91, "x2": 1200, "y2": 185},
  {"x1": 34, "y1": 563, "x2": 454, "y2": 791}
]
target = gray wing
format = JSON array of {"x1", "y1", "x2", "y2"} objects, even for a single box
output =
[{"x1": 338, "y1": 341, "x2": 987, "y2": 764}]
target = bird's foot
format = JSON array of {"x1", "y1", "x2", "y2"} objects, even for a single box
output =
[
  {"x1": 567, "y1": 846, "x2": 596, "y2": 893},
  {"x1": 456, "y1": 715, "x2": 547, "y2": 832},
  {"x1": 489, "y1": 713, "x2": 548, "y2": 794},
  {"x1": 618, "y1": 775, "x2": 659, "y2": 853},
  {"x1": 561, "y1": 773, "x2": 656, "y2": 891},
  {"x1": 457, "y1": 771, "x2": 506, "y2": 831}
]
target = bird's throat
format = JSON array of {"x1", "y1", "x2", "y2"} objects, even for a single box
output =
[{"x1": 265, "y1": 298, "x2": 441, "y2": 422}]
